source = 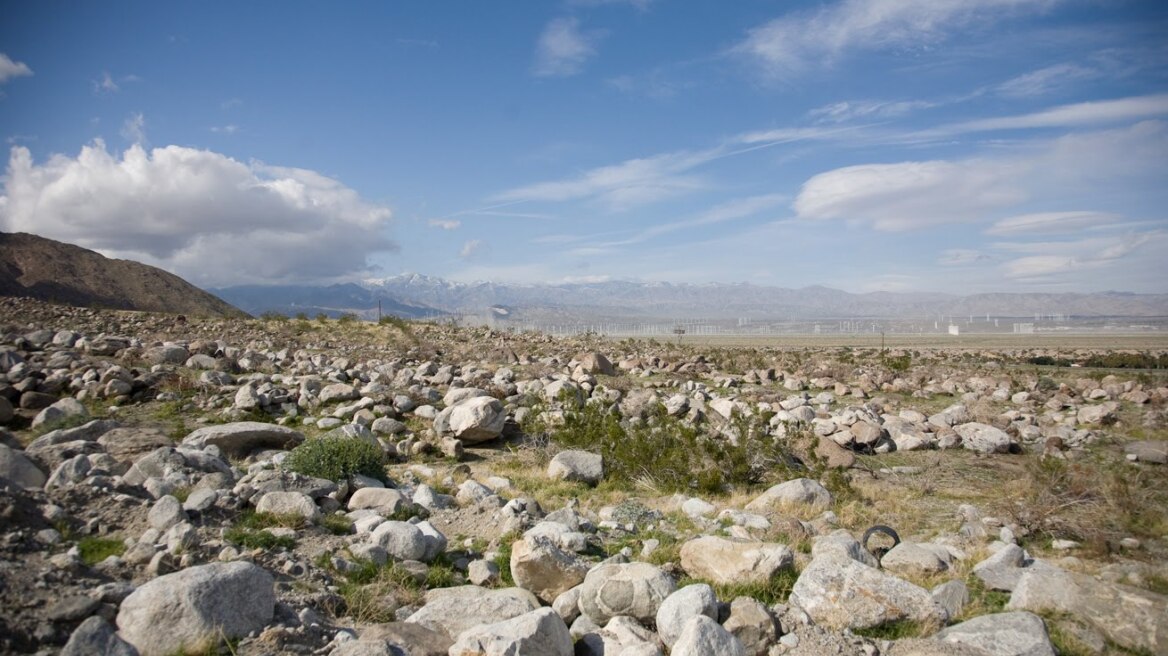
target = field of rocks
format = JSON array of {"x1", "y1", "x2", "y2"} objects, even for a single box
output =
[{"x1": 1, "y1": 295, "x2": 1166, "y2": 656}]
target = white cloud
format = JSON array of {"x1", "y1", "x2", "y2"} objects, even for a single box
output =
[
  {"x1": 793, "y1": 121, "x2": 1168, "y2": 232},
  {"x1": 93, "y1": 71, "x2": 119, "y2": 94},
  {"x1": 533, "y1": 17, "x2": 602, "y2": 78},
  {"x1": 0, "y1": 53, "x2": 33, "y2": 84},
  {"x1": 210, "y1": 124, "x2": 240, "y2": 135},
  {"x1": 986, "y1": 211, "x2": 1120, "y2": 236},
  {"x1": 997, "y1": 63, "x2": 1097, "y2": 97},
  {"x1": 809, "y1": 99, "x2": 935, "y2": 123},
  {"x1": 734, "y1": 0, "x2": 1057, "y2": 76},
  {"x1": 121, "y1": 112, "x2": 147, "y2": 145},
  {"x1": 794, "y1": 159, "x2": 1027, "y2": 231},
  {"x1": 0, "y1": 141, "x2": 395, "y2": 287},
  {"x1": 569, "y1": 0, "x2": 652, "y2": 10},
  {"x1": 944, "y1": 94, "x2": 1168, "y2": 133},
  {"x1": 459, "y1": 239, "x2": 484, "y2": 258},
  {"x1": 999, "y1": 232, "x2": 1161, "y2": 281},
  {"x1": 493, "y1": 149, "x2": 711, "y2": 210},
  {"x1": 428, "y1": 219, "x2": 461, "y2": 230}
]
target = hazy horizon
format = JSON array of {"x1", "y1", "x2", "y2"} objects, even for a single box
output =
[{"x1": 1, "y1": 1, "x2": 1166, "y2": 294}]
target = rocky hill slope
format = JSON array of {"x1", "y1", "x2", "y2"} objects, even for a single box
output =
[
  {"x1": 0, "y1": 232, "x2": 247, "y2": 318},
  {"x1": 0, "y1": 297, "x2": 1165, "y2": 655}
]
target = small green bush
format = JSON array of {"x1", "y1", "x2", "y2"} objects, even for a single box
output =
[
  {"x1": 284, "y1": 437, "x2": 386, "y2": 483},
  {"x1": 77, "y1": 536, "x2": 125, "y2": 565}
]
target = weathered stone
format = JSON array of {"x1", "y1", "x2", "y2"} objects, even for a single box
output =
[
  {"x1": 723, "y1": 596, "x2": 778, "y2": 656},
  {"x1": 0, "y1": 443, "x2": 46, "y2": 489},
  {"x1": 369, "y1": 521, "x2": 428, "y2": 561},
  {"x1": 182, "y1": 422, "x2": 304, "y2": 458},
  {"x1": 671, "y1": 615, "x2": 747, "y2": 656},
  {"x1": 404, "y1": 586, "x2": 540, "y2": 639},
  {"x1": 116, "y1": 561, "x2": 274, "y2": 656},
  {"x1": 789, "y1": 553, "x2": 947, "y2": 631},
  {"x1": 679, "y1": 536, "x2": 794, "y2": 586},
  {"x1": 934, "y1": 611, "x2": 1056, "y2": 656},
  {"x1": 810, "y1": 529, "x2": 879, "y2": 568},
  {"x1": 931, "y1": 580, "x2": 970, "y2": 620},
  {"x1": 743, "y1": 478, "x2": 832, "y2": 511},
  {"x1": 1007, "y1": 566, "x2": 1168, "y2": 654},
  {"x1": 954, "y1": 422, "x2": 1014, "y2": 454},
  {"x1": 1076, "y1": 402, "x2": 1118, "y2": 426},
  {"x1": 577, "y1": 352, "x2": 616, "y2": 376},
  {"x1": 1125, "y1": 440, "x2": 1167, "y2": 464},
  {"x1": 546, "y1": 450, "x2": 603, "y2": 485},
  {"x1": 348, "y1": 487, "x2": 409, "y2": 516},
  {"x1": 881, "y1": 541, "x2": 949, "y2": 577},
  {"x1": 61, "y1": 616, "x2": 138, "y2": 656},
  {"x1": 449, "y1": 607, "x2": 572, "y2": 656},
  {"x1": 358, "y1": 622, "x2": 453, "y2": 656},
  {"x1": 255, "y1": 490, "x2": 319, "y2": 521},
  {"x1": 433, "y1": 396, "x2": 507, "y2": 444},
  {"x1": 972, "y1": 544, "x2": 1026, "y2": 591},
  {"x1": 578, "y1": 561, "x2": 676, "y2": 624},
  {"x1": 97, "y1": 427, "x2": 174, "y2": 463},
  {"x1": 510, "y1": 536, "x2": 590, "y2": 603},
  {"x1": 148, "y1": 495, "x2": 187, "y2": 531},
  {"x1": 656, "y1": 583, "x2": 718, "y2": 649},
  {"x1": 31, "y1": 397, "x2": 89, "y2": 430}
]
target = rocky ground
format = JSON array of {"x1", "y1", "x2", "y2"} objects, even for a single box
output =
[{"x1": 1, "y1": 295, "x2": 1166, "y2": 656}]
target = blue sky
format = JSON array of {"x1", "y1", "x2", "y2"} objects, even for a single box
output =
[{"x1": 1, "y1": 0, "x2": 1166, "y2": 293}]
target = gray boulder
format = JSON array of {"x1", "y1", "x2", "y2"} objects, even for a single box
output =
[
  {"x1": 405, "y1": 586, "x2": 540, "y2": 639},
  {"x1": 449, "y1": 607, "x2": 572, "y2": 656},
  {"x1": 881, "y1": 541, "x2": 949, "y2": 577},
  {"x1": 578, "y1": 562, "x2": 676, "y2": 624},
  {"x1": 116, "y1": 561, "x2": 274, "y2": 656},
  {"x1": 31, "y1": 397, "x2": 89, "y2": 430},
  {"x1": 972, "y1": 544, "x2": 1026, "y2": 591},
  {"x1": 182, "y1": 422, "x2": 304, "y2": 458},
  {"x1": 954, "y1": 422, "x2": 1014, "y2": 454},
  {"x1": 0, "y1": 443, "x2": 46, "y2": 489},
  {"x1": 723, "y1": 596, "x2": 779, "y2": 656},
  {"x1": 679, "y1": 536, "x2": 793, "y2": 586},
  {"x1": 935, "y1": 611, "x2": 1055, "y2": 656},
  {"x1": 510, "y1": 536, "x2": 590, "y2": 603},
  {"x1": 1007, "y1": 566, "x2": 1168, "y2": 654},
  {"x1": 369, "y1": 521, "x2": 428, "y2": 561},
  {"x1": 348, "y1": 487, "x2": 410, "y2": 516},
  {"x1": 433, "y1": 396, "x2": 507, "y2": 444},
  {"x1": 546, "y1": 450, "x2": 603, "y2": 485},
  {"x1": 255, "y1": 490, "x2": 319, "y2": 521},
  {"x1": 61, "y1": 616, "x2": 138, "y2": 656},
  {"x1": 671, "y1": 615, "x2": 747, "y2": 656},
  {"x1": 744, "y1": 478, "x2": 832, "y2": 511},
  {"x1": 789, "y1": 553, "x2": 947, "y2": 631},
  {"x1": 656, "y1": 583, "x2": 718, "y2": 649}
]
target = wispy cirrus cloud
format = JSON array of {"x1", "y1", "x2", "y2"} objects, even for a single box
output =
[
  {"x1": 996, "y1": 62, "x2": 1098, "y2": 98},
  {"x1": 0, "y1": 53, "x2": 33, "y2": 84},
  {"x1": 986, "y1": 211, "x2": 1121, "y2": 236},
  {"x1": 428, "y1": 219, "x2": 461, "y2": 230},
  {"x1": 533, "y1": 17, "x2": 603, "y2": 78},
  {"x1": 943, "y1": 93, "x2": 1168, "y2": 134},
  {"x1": 809, "y1": 99, "x2": 937, "y2": 123},
  {"x1": 734, "y1": 0, "x2": 1059, "y2": 77}
]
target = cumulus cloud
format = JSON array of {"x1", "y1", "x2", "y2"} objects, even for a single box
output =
[
  {"x1": 734, "y1": 0, "x2": 1057, "y2": 76},
  {"x1": 0, "y1": 53, "x2": 33, "y2": 84},
  {"x1": 533, "y1": 17, "x2": 602, "y2": 77},
  {"x1": 0, "y1": 141, "x2": 395, "y2": 287}
]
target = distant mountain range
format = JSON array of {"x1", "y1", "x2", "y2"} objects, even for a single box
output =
[
  {"x1": 0, "y1": 232, "x2": 246, "y2": 318},
  {"x1": 211, "y1": 273, "x2": 1168, "y2": 322}
]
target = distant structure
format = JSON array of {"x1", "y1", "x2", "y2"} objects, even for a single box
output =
[
  {"x1": 948, "y1": 324, "x2": 960, "y2": 336},
  {"x1": 1013, "y1": 322, "x2": 1035, "y2": 334}
]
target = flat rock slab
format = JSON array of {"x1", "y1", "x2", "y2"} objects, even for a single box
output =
[
  {"x1": 790, "y1": 553, "x2": 946, "y2": 631},
  {"x1": 934, "y1": 611, "x2": 1055, "y2": 656},
  {"x1": 1125, "y1": 440, "x2": 1167, "y2": 464},
  {"x1": 182, "y1": 421, "x2": 304, "y2": 458}
]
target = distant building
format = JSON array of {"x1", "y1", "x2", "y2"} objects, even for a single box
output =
[{"x1": 948, "y1": 324, "x2": 960, "y2": 336}]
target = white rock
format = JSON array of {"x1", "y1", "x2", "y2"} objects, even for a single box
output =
[
  {"x1": 656, "y1": 583, "x2": 718, "y2": 648},
  {"x1": 449, "y1": 607, "x2": 572, "y2": 656},
  {"x1": 671, "y1": 615, "x2": 746, "y2": 656}
]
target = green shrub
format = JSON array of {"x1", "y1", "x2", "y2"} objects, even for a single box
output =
[
  {"x1": 224, "y1": 526, "x2": 296, "y2": 550},
  {"x1": 550, "y1": 402, "x2": 796, "y2": 494},
  {"x1": 77, "y1": 536, "x2": 125, "y2": 565},
  {"x1": 283, "y1": 437, "x2": 386, "y2": 483}
]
